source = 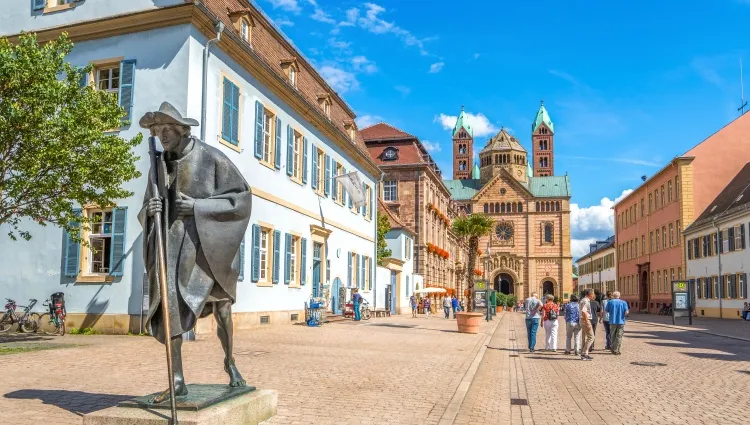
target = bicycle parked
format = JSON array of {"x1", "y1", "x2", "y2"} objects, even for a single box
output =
[
  {"x1": 360, "y1": 299, "x2": 371, "y2": 321},
  {"x1": 0, "y1": 298, "x2": 39, "y2": 333},
  {"x1": 37, "y1": 292, "x2": 66, "y2": 335}
]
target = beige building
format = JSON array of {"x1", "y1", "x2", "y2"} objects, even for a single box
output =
[{"x1": 576, "y1": 237, "x2": 616, "y2": 294}]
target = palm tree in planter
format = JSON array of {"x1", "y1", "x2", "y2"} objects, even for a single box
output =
[{"x1": 452, "y1": 214, "x2": 494, "y2": 332}]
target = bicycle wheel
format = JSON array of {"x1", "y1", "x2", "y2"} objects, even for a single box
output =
[
  {"x1": 0, "y1": 314, "x2": 14, "y2": 333},
  {"x1": 59, "y1": 319, "x2": 66, "y2": 336},
  {"x1": 37, "y1": 313, "x2": 53, "y2": 335},
  {"x1": 21, "y1": 313, "x2": 40, "y2": 333},
  {"x1": 363, "y1": 309, "x2": 371, "y2": 320}
]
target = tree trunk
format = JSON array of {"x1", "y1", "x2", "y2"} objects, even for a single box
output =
[{"x1": 466, "y1": 236, "x2": 478, "y2": 312}]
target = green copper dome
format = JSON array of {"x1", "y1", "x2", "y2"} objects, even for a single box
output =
[
  {"x1": 532, "y1": 101, "x2": 554, "y2": 133},
  {"x1": 471, "y1": 162, "x2": 480, "y2": 179},
  {"x1": 453, "y1": 106, "x2": 473, "y2": 138}
]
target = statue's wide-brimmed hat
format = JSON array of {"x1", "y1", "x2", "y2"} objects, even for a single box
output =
[{"x1": 139, "y1": 101, "x2": 199, "y2": 128}]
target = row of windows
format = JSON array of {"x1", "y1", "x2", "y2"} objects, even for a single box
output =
[
  {"x1": 484, "y1": 202, "x2": 523, "y2": 214},
  {"x1": 538, "y1": 140, "x2": 550, "y2": 150},
  {"x1": 693, "y1": 275, "x2": 747, "y2": 300},
  {"x1": 687, "y1": 224, "x2": 746, "y2": 260},
  {"x1": 578, "y1": 253, "x2": 615, "y2": 276},
  {"x1": 221, "y1": 78, "x2": 373, "y2": 219},
  {"x1": 250, "y1": 224, "x2": 305, "y2": 286},
  {"x1": 479, "y1": 153, "x2": 526, "y2": 167},
  {"x1": 539, "y1": 157, "x2": 549, "y2": 168},
  {"x1": 618, "y1": 220, "x2": 681, "y2": 263},
  {"x1": 456, "y1": 144, "x2": 469, "y2": 155},
  {"x1": 618, "y1": 267, "x2": 683, "y2": 295},
  {"x1": 581, "y1": 280, "x2": 616, "y2": 293},
  {"x1": 618, "y1": 176, "x2": 680, "y2": 230}
]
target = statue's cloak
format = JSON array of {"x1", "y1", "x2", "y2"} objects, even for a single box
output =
[{"x1": 139, "y1": 137, "x2": 251, "y2": 343}]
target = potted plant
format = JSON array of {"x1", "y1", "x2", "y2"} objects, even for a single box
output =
[
  {"x1": 452, "y1": 214, "x2": 494, "y2": 333},
  {"x1": 505, "y1": 295, "x2": 517, "y2": 311},
  {"x1": 496, "y1": 292, "x2": 507, "y2": 312}
]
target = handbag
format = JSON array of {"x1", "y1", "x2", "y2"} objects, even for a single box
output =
[{"x1": 547, "y1": 308, "x2": 558, "y2": 321}]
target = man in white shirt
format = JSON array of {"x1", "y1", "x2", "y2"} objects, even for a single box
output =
[{"x1": 524, "y1": 292, "x2": 543, "y2": 352}]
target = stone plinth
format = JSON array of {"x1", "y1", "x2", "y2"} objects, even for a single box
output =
[{"x1": 83, "y1": 387, "x2": 277, "y2": 425}]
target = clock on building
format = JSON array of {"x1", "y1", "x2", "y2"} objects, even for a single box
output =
[{"x1": 495, "y1": 222, "x2": 513, "y2": 240}]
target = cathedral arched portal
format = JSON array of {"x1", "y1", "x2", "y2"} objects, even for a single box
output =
[{"x1": 492, "y1": 269, "x2": 518, "y2": 295}]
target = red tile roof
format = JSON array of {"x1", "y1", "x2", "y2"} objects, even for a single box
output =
[{"x1": 360, "y1": 122, "x2": 415, "y2": 141}]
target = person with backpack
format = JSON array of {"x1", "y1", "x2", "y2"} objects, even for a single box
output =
[{"x1": 542, "y1": 294, "x2": 560, "y2": 351}]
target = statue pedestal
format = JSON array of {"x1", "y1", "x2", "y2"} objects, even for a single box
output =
[{"x1": 83, "y1": 385, "x2": 277, "y2": 425}]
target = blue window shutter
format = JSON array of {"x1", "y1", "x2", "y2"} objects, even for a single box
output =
[
  {"x1": 274, "y1": 117, "x2": 282, "y2": 169},
  {"x1": 301, "y1": 237, "x2": 307, "y2": 285},
  {"x1": 273, "y1": 230, "x2": 280, "y2": 284},
  {"x1": 286, "y1": 125, "x2": 294, "y2": 176},
  {"x1": 406, "y1": 275, "x2": 410, "y2": 296},
  {"x1": 311, "y1": 144, "x2": 318, "y2": 190},
  {"x1": 79, "y1": 67, "x2": 88, "y2": 88},
  {"x1": 302, "y1": 137, "x2": 309, "y2": 184},
  {"x1": 238, "y1": 237, "x2": 246, "y2": 281},
  {"x1": 347, "y1": 252, "x2": 352, "y2": 286},
  {"x1": 332, "y1": 162, "x2": 338, "y2": 200},
  {"x1": 118, "y1": 60, "x2": 136, "y2": 125},
  {"x1": 356, "y1": 254, "x2": 361, "y2": 289},
  {"x1": 729, "y1": 227, "x2": 735, "y2": 251},
  {"x1": 361, "y1": 183, "x2": 366, "y2": 216},
  {"x1": 368, "y1": 256, "x2": 372, "y2": 290},
  {"x1": 33, "y1": 0, "x2": 45, "y2": 11},
  {"x1": 342, "y1": 167, "x2": 348, "y2": 206},
  {"x1": 222, "y1": 78, "x2": 232, "y2": 142},
  {"x1": 742, "y1": 224, "x2": 746, "y2": 249},
  {"x1": 718, "y1": 230, "x2": 723, "y2": 254},
  {"x1": 348, "y1": 180, "x2": 353, "y2": 209},
  {"x1": 324, "y1": 154, "x2": 331, "y2": 196},
  {"x1": 230, "y1": 83, "x2": 239, "y2": 145},
  {"x1": 369, "y1": 186, "x2": 374, "y2": 220},
  {"x1": 254, "y1": 100, "x2": 263, "y2": 159},
  {"x1": 251, "y1": 224, "x2": 260, "y2": 282},
  {"x1": 63, "y1": 209, "x2": 82, "y2": 277},
  {"x1": 284, "y1": 233, "x2": 292, "y2": 284},
  {"x1": 109, "y1": 207, "x2": 127, "y2": 276}
]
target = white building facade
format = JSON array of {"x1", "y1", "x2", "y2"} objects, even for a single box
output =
[
  {"x1": 575, "y1": 236, "x2": 616, "y2": 294},
  {"x1": 0, "y1": 0, "x2": 379, "y2": 333}
]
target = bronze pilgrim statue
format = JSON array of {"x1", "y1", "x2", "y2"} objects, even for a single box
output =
[{"x1": 138, "y1": 102, "x2": 252, "y2": 405}]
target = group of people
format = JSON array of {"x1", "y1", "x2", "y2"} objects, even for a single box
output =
[
  {"x1": 523, "y1": 289, "x2": 629, "y2": 360},
  {"x1": 409, "y1": 294, "x2": 464, "y2": 319}
]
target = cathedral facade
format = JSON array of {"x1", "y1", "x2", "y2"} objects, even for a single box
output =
[{"x1": 444, "y1": 103, "x2": 574, "y2": 300}]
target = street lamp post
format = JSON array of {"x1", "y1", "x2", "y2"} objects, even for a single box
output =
[{"x1": 598, "y1": 264, "x2": 603, "y2": 295}]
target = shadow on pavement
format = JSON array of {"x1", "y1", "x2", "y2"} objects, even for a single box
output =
[
  {"x1": 0, "y1": 334, "x2": 56, "y2": 344},
  {"x1": 626, "y1": 329, "x2": 750, "y2": 362},
  {"x1": 4, "y1": 389, "x2": 135, "y2": 416}
]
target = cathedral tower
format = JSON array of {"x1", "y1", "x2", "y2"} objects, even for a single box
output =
[
  {"x1": 531, "y1": 101, "x2": 555, "y2": 177},
  {"x1": 452, "y1": 106, "x2": 474, "y2": 180}
]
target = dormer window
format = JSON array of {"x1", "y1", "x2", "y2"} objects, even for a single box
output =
[
  {"x1": 229, "y1": 9, "x2": 256, "y2": 45},
  {"x1": 317, "y1": 93, "x2": 332, "y2": 118},
  {"x1": 343, "y1": 121, "x2": 356, "y2": 141},
  {"x1": 280, "y1": 58, "x2": 299, "y2": 88}
]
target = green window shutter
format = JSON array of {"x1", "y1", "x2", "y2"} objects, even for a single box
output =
[
  {"x1": 63, "y1": 209, "x2": 82, "y2": 277},
  {"x1": 302, "y1": 137, "x2": 309, "y2": 184},
  {"x1": 301, "y1": 237, "x2": 307, "y2": 285},
  {"x1": 251, "y1": 224, "x2": 260, "y2": 282},
  {"x1": 238, "y1": 236, "x2": 246, "y2": 281},
  {"x1": 311, "y1": 144, "x2": 318, "y2": 190},
  {"x1": 284, "y1": 233, "x2": 292, "y2": 284},
  {"x1": 33, "y1": 0, "x2": 46, "y2": 10},
  {"x1": 273, "y1": 230, "x2": 281, "y2": 284},
  {"x1": 332, "y1": 162, "x2": 338, "y2": 200},
  {"x1": 118, "y1": 60, "x2": 136, "y2": 125},
  {"x1": 274, "y1": 117, "x2": 282, "y2": 169},
  {"x1": 347, "y1": 252, "x2": 352, "y2": 286},
  {"x1": 324, "y1": 154, "x2": 331, "y2": 196},
  {"x1": 286, "y1": 125, "x2": 294, "y2": 176},
  {"x1": 109, "y1": 207, "x2": 128, "y2": 276},
  {"x1": 254, "y1": 100, "x2": 263, "y2": 158},
  {"x1": 729, "y1": 227, "x2": 735, "y2": 251}
]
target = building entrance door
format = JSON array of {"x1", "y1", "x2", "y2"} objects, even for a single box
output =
[
  {"x1": 640, "y1": 271, "x2": 649, "y2": 310},
  {"x1": 331, "y1": 278, "x2": 342, "y2": 314},
  {"x1": 389, "y1": 271, "x2": 397, "y2": 314},
  {"x1": 312, "y1": 243, "x2": 322, "y2": 298},
  {"x1": 494, "y1": 273, "x2": 515, "y2": 295},
  {"x1": 542, "y1": 281, "x2": 555, "y2": 296}
]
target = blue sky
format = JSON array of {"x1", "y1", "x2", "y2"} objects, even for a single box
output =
[{"x1": 257, "y1": 0, "x2": 750, "y2": 257}]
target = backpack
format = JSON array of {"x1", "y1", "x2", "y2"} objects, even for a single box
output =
[{"x1": 547, "y1": 307, "x2": 558, "y2": 321}]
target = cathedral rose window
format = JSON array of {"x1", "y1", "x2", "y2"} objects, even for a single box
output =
[{"x1": 496, "y1": 222, "x2": 514, "y2": 241}]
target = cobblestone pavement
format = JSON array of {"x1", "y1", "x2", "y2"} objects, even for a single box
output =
[
  {"x1": 455, "y1": 312, "x2": 750, "y2": 425},
  {"x1": 629, "y1": 313, "x2": 750, "y2": 341},
  {"x1": 0, "y1": 315, "x2": 493, "y2": 425}
]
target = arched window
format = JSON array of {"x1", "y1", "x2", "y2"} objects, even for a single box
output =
[
  {"x1": 501, "y1": 203, "x2": 506, "y2": 213},
  {"x1": 495, "y1": 202, "x2": 500, "y2": 212},
  {"x1": 484, "y1": 203, "x2": 488, "y2": 213},
  {"x1": 506, "y1": 203, "x2": 511, "y2": 212},
  {"x1": 556, "y1": 201, "x2": 561, "y2": 211},
  {"x1": 518, "y1": 202, "x2": 523, "y2": 212},
  {"x1": 536, "y1": 202, "x2": 540, "y2": 211},
  {"x1": 544, "y1": 223, "x2": 554, "y2": 243},
  {"x1": 490, "y1": 203, "x2": 495, "y2": 213},
  {"x1": 512, "y1": 203, "x2": 517, "y2": 213}
]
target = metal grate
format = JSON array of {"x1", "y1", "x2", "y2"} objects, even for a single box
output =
[
  {"x1": 290, "y1": 313, "x2": 299, "y2": 321},
  {"x1": 510, "y1": 398, "x2": 528, "y2": 405},
  {"x1": 631, "y1": 361, "x2": 666, "y2": 367},
  {"x1": 510, "y1": 355, "x2": 519, "y2": 357},
  {"x1": 260, "y1": 315, "x2": 270, "y2": 324}
]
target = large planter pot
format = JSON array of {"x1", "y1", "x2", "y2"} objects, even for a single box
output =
[
  {"x1": 497, "y1": 306, "x2": 504, "y2": 312},
  {"x1": 456, "y1": 312, "x2": 483, "y2": 334}
]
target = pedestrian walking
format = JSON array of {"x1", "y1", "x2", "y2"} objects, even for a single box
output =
[
  {"x1": 443, "y1": 296, "x2": 451, "y2": 319},
  {"x1": 579, "y1": 289, "x2": 595, "y2": 360},
  {"x1": 605, "y1": 291, "x2": 629, "y2": 355},
  {"x1": 423, "y1": 297, "x2": 431, "y2": 319},
  {"x1": 601, "y1": 291, "x2": 612, "y2": 350},
  {"x1": 352, "y1": 288, "x2": 362, "y2": 321},
  {"x1": 451, "y1": 296, "x2": 459, "y2": 318},
  {"x1": 564, "y1": 294, "x2": 581, "y2": 355},
  {"x1": 589, "y1": 295, "x2": 601, "y2": 350},
  {"x1": 410, "y1": 294, "x2": 418, "y2": 318},
  {"x1": 524, "y1": 292, "x2": 543, "y2": 352},
  {"x1": 542, "y1": 294, "x2": 559, "y2": 351}
]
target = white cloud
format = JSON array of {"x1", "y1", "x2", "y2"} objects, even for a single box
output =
[
  {"x1": 572, "y1": 238, "x2": 598, "y2": 260},
  {"x1": 311, "y1": 8, "x2": 336, "y2": 24},
  {"x1": 421, "y1": 140, "x2": 441, "y2": 152},
  {"x1": 356, "y1": 114, "x2": 382, "y2": 128},
  {"x1": 320, "y1": 66, "x2": 359, "y2": 93},
  {"x1": 328, "y1": 38, "x2": 351, "y2": 50},
  {"x1": 395, "y1": 85, "x2": 411, "y2": 96},
  {"x1": 268, "y1": 0, "x2": 301, "y2": 14},
  {"x1": 275, "y1": 17, "x2": 294, "y2": 27},
  {"x1": 351, "y1": 56, "x2": 378, "y2": 74},
  {"x1": 344, "y1": 3, "x2": 431, "y2": 55},
  {"x1": 429, "y1": 62, "x2": 445, "y2": 73},
  {"x1": 569, "y1": 189, "x2": 633, "y2": 259},
  {"x1": 435, "y1": 111, "x2": 499, "y2": 137}
]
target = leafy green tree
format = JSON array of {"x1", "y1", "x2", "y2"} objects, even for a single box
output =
[
  {"x1": 0, "y1": 33, "x2": 142, "y2": 241},
  {"x1": 377, "y1": 213, "x2": 392, "y2": 265},
  {"x1": 452, "y1": 214, "x2": 494, "y2": 312},
  {"x1": 572, "y1": 264, "x2": 578, "y2": 275}
]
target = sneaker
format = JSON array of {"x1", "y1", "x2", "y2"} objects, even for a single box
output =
[
  {"x1": 574, "y1": 351, "x2": 580, "y2": 356},
  {"x1": 580, "y1": 356, "x2": 592, "y2": 361},
  {"x1": 564, "y1": 351, "x2": 571, "y2": 355},
  {"x1": 585, "y1": 355, "x2": 593, "y2": 359}
]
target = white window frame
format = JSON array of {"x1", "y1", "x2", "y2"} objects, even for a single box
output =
[
  {"x1": 262, "y1": 109, "x2": 274, "y2": 164},
  {"x1": 259, "y1": 229, "x2": 269, "y2": 282},
  {"x1": 240, "y1": 18, "x2": 250, "y2": 41},
  {"x1": 383, "y1": 180, "x2": 398, "y2": 202},
  {"x1": 289, "y1": 66, "x2": 296, "y2": 87},
  {"x1": 292, "y1": 131, "x2": 302, "y2": 180},
  {"x1": 96, "y1": 65, "x2": 120, "y2": 101},
  {"x1": 735, "y1": 225, "x2": 743, "y2": 250},
  {"x1": 290, "y1": 236, "x2": 299, "y2": 284},
  {"x1": 87, "y1": 208, "x2": 113, "y2": 274}
]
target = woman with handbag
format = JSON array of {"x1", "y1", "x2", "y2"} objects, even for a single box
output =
[{"x1": 542, "y1": 294, "x2": 560, "y2": 352}]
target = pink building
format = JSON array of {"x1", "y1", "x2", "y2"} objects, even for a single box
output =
[{"x1": 614, "y1": 113, "x2": 750, "y2": 313}]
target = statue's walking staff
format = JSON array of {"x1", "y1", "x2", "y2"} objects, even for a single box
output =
[{"x1": 148, "y1": 135, "x2": 179, "y2": 425}]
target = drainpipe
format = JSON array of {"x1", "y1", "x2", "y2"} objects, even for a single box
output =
[
  {"x1": 713, "y1": 218, "x2": 724, "y2": 318},
  {"x1": 375, "y1": 171, "x2": 384, "y2": 309},
  {"x1": 200, "y1": 20, "x2": 225, "y2": 142}
]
